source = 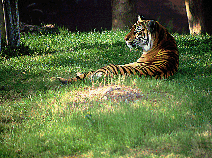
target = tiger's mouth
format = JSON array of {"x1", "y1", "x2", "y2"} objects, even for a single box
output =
[
  {"x1": 125, "y1": 38, "x2": 149, "y2": 50},
  {"x1": 126, "y1": 41, "x2": 136, "y2": 50}
]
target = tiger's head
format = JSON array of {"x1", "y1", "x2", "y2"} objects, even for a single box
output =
[{"x1": 124, "y1": 15, "x2": 157, "y2": 52}]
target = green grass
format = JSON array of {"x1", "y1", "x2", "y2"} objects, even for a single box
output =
[{"x1": 0, "y1": 29, "x2": 211, "y2": 157}]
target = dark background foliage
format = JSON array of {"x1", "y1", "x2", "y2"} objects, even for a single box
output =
[{"x1": 18, "y1": 0, "x2": 189, "y2": 33}]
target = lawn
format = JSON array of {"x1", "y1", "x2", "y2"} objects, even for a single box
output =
[{"x1": 0, "y1": 28, "x2": 211, "y2": 157}]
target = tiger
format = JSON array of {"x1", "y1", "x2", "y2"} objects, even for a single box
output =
[{"x1": 58, "y1": 15, "x2": 179, "y2": 84}]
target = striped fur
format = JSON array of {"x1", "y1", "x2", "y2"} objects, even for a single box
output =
[{"x1": 58, "y1": 16, "x2": 179, "y2": 84}]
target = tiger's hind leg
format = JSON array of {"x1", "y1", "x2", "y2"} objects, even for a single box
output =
[{"x1": 120, "y1": 62, "x2": 141, "y2": 67}]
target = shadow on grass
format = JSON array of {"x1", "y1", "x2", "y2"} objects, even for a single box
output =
[
  {"x1": 1, "y1": 27, "x2": 61, "y2": 58},
  {"x1": 1, "y1": 43, "x2": 34, "y2": 58},
  {"x1": 0, "y1": 65, "x2": 49, "y2": 102},
  {"x1": 178, "y1": 66, "x2": 212, "y2": 78}
]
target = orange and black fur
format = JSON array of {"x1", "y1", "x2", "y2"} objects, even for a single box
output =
[{"x1": 58, "y1": 16, "x2": 179, "y2": 84}]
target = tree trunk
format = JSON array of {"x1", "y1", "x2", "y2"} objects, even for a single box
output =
[
  {"x1": 112, "y1": 0, "x2": 137, "y2": 30},
  {"x1": 0, "y1": 0, "x2": 4, "y2": 52},
  {"x1": 3, "y1": 0, "x2": 20, "y2": 48},
  {"x1": 185, "y1": 0, "x2": 212, "y2": 35}
]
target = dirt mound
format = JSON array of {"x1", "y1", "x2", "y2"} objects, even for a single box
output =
[{"x1": 78, "y1": 85, "x2": 144, "y2": 103}]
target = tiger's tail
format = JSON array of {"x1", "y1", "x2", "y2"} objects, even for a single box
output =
[{"x1": 57, "y1": 71, "x2": 94, "y2": 84}]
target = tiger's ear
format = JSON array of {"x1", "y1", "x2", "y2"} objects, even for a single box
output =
[
  {"x1": 148, "y1": 20, "x2": 156, "y2": 33},
  {"x1": 138, "y1": 15, "x2": 146, "y2": 22},
  {"x1": 138, "y1": 15, "x2": 142, "y2": 22}
]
